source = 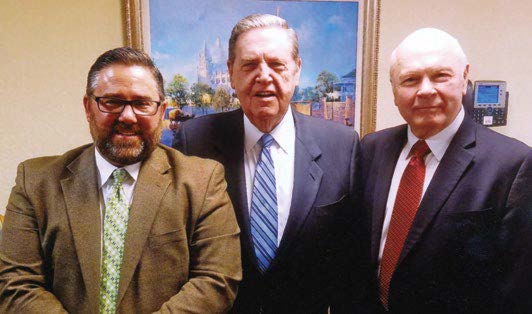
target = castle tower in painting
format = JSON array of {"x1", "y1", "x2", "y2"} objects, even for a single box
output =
[
  {"x1": 197, "y1": 38, "x2": 231, "y2": 91},
  {"x1": 197, "y1": 41, "x2": 211, "y2": 85}
]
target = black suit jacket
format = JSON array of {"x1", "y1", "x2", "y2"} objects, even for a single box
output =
[
  {"x1": 173, "y1": 108, "x2": 369, "y2": 313},
  {"x1": 360, "y1": 116, "x2": 531, "y2": 313}
]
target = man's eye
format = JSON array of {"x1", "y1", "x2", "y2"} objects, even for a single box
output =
[
  {"x1": 270, "y1": 62, "x2": 286, "y2": 70},
  {"x1": 241, "y1": 62, "x2": 256, "y2": 70},
  {"x1": 401, "y1": 77, "x2": 417, "y2": 85},
  {"x1": 133, "y1": 101, "x2": 152, "y2": 108},
  {"x1": 433, "y1": 73, "x2": 451, "y2": 81},
  {"x1": 103, "y1": 99, "x2": 125, "y2": 107}
]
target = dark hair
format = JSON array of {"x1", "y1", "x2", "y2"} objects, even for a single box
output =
[
  {"x1": 228, "y1": 14, "x2": 299, "y2": 65},
  {"x1": 86, "y1": 47, "x2": 165, "y2": 100}
]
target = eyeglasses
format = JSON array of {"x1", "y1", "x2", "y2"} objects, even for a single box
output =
[{"x1": 91, "y1": 96, "x2": 161, "y2": 116}]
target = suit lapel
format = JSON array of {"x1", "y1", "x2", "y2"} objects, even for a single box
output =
[
  {"x1": 62, "y1": 145, "x2": 101, "y2": 310},
  {"x1": 271, "y1": 111, "x2": 323, "y2": 270},
  {"x1": 398, "y1": 118, "x2": 476, "y2": 264},
  {"x1": 116, "y1": 147, "x2": 172, "y2": 306},
  {"x1": 370, "y1": 127, "x2": 407, "y2": 264}
]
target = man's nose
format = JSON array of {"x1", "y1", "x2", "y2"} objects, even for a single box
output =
[
  {"x1": 118, "y1": 104, "x2": 138, "y2": 124},
  {"x1": 417, "y1": 77, "x2": 436, "y2": 96},
  {"x1": 255, "y1": 63, "x2": 273, "y2": 84}
]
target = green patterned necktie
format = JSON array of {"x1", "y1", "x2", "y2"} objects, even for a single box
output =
[{"x1": 100, "y1": 168, "x2": 130, "y2": 314}]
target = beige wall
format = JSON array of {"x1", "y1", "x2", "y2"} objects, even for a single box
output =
[
  {"x1": 377, "y1": 0, "x2": 532, "y2": 146},
  {"x1": 0, "y1": 1, "x2": 123, "y2": 212},
  {"x1": 1, "y1": 0, "x2": 531, "y2": 213}
]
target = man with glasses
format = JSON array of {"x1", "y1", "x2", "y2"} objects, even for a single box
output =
[{"x1": 0, "y1": 47, "x2": 242, "y2": 313}]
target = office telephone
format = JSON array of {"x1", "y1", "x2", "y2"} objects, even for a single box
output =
[{"x1": 472, "y1": 80, "x2": 508, "y2": 126}]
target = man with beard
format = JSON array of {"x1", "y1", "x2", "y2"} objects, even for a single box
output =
[{"x1": 0, "y1": 47, "x2": 241, "y2": 313}]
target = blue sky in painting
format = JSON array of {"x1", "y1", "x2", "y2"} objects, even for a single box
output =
[{"x1": 150, "y1": 0, "x2": 358, "y2": 89}]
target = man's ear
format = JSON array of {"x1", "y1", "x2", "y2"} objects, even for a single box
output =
[
  {"x1": 390, "y1": 68, "x2": 399, "y2": 107},
  {"x1": 462, "y1": 64, "x2": 470, "y2": 95},
  {"x1": 160, "y1": 101, "x2": 168, "y2": 121},
  {"x1": 294, "y1": 57, "x2": 302, "y2": 85},
  {"x1": 83, "y1": 95, "x2": 92, "y2": 122},
  {"x1": 227, "y1": 60, "x2": 235, "y2": 89}
]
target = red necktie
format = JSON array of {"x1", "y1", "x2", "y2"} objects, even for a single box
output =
[{"x1": 379, "y1": 140, "x2": 431, "y2": 310}]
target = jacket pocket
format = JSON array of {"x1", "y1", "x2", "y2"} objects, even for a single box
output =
[
  {"x1": 313, "y1": 194, "x2": 348, "y2": 217},
  {"x1": 148, "y1": 229, "x2": 185, "y2": 248}
]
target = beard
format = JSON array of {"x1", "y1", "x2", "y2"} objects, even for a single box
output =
[{"x1": 90, "y1": 119, "x2": 162, "y2": 166}]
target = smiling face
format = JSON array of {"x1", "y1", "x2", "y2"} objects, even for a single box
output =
[
  {"x1": 228, "y1": 26, "x2": 301, "y2": 132},
  {"x1": 83, "y1": 64, "x2": 166, "y2": 166},
  {"x1": 390, "y1": 30, "x2": 469, "y2": 139}
]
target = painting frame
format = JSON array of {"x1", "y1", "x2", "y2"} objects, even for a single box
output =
[{"x1": 123, "y1": 0, "x2": 379, "y2": 136}]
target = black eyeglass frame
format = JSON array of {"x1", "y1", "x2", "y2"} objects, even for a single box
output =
[{"x1": 90, "y1": 95, "x2": 162, "y2": 116}]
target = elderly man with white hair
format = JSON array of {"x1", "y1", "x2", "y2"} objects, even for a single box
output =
[{"x1": 359, "y1": 28, "x2": 531, "y2": 313}]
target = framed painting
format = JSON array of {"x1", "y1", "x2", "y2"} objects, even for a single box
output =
[{"x1": 124, "y1": 0, "x2": 379, "y2": 144}]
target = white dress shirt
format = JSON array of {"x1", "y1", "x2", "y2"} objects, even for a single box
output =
[
  {"x1": 94, "y1": 148, "x2": 141, "y2": 246},
  {"x1": 378, "y1": 106, "x2": 465, "y2": 266},
  {"x1": 244, "y1": 108, "x2": 295, "y2": 245}
]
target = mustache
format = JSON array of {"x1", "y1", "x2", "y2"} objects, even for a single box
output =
[{"x1": 112, "y1": 122, "x2": 142, "y2": 135}]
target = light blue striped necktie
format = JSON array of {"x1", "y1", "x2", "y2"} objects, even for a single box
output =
[{"x1": 250, "y1": 133, "x2": 278, "y2": 273}]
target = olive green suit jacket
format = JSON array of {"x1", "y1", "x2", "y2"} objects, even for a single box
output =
[{"x1": 0, "y1": 144, "x2": 241, "y2": 313}]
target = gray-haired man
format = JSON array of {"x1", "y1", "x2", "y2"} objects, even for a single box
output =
[{"x1": 173, "y1": 14, "x2": 369, "y2": 313}]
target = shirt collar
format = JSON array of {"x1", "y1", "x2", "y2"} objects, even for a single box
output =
[
  {"x1": 406, "y1": 106, "x2": 465, "y2": 161},
  {"x1": 94, "y1": 147, "x2": 141, "y2": 188},
  {"x1": 243, "y1": 106, "x2": 295, "y2": 154}
]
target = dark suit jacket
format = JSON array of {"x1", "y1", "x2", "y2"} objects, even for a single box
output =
[
  {"x1": 0, "y1": 144, "x2": 242, "y2": 313},
  {"x1": 173, "y1": 108, "x2": 369, "y2": 313},
  {"x1": 360, "y1": 117, "x2": 531, "y2": 313}
]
